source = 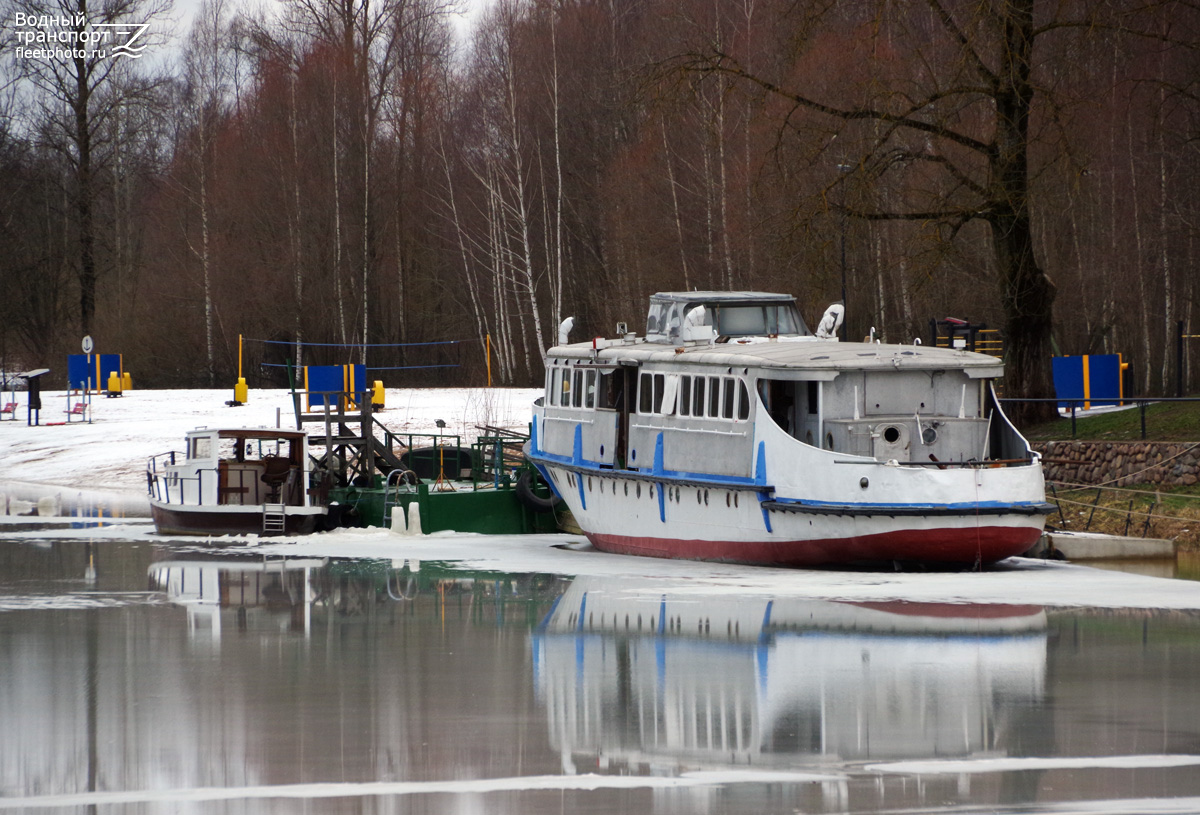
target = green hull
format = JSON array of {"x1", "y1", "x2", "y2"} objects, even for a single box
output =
[{"x1": 330, "y1": 481, "x2": 559, "y2": 535}]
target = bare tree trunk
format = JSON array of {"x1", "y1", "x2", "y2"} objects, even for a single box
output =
[
  {"x1": 992, "y1": 0, "x2": 1056, "y2": 422},
  {"x1": 74, "y1": 53, "x2": 96, "y2": 337},
  {"x1": 1104, "y1": 51, "x2": 1121, "y2": 358},
  {"x1": 199, "y1": 111, "x2": 214, "y2": 385},
  {"x1": 1127, "y1": 102, "x2": 1151, "y2": 394},
  {"x1": 1158, "y1": 78, "x2": 1171, "y2": 393},
  {"x1": 333, "y1": 74, "x2": 347, "y2": 346},
  {"x1": 715, "y1": 65, "x2": 733, "y2": 289},
  {"x1": 899, "y1": 257, "x2": 913, "y2": 336},
  {"x1": 661, "y1": 117, "x2": 690, "y2": 288},
  {"x1": 289, "y1": 73, "x2": 304, "y2": 371},
  {"x1": 437, "y1": 129, "x2": 490, "y2": 373},
  {"x1": 485, "y1": 168, "x2": 513, "y2": 381},
  {"x1": 550, "y1": 9, "x2": 564, "y2": 330},
  {"x1": 502, "y1": 53, "x2": 545, "y2": 367},
  {"x1": 361, "y1": 112, "x2": 371, "y2": 367}
]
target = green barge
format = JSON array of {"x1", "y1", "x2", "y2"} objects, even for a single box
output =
[{"x1": 305, "y1": 393, "x2": 560, "y2": 536}]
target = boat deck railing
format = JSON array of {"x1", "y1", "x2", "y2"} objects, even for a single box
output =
[
  {"x1": 832, "y1": 457, "x2": 1037, "y2": 468},
  {"x1": 147, "y1": 454, "x2": 306, "y2": 507}
]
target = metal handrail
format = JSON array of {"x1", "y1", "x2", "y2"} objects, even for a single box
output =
[{"x1": 146, "y1": 461, "x2": 274, "y2": 506}]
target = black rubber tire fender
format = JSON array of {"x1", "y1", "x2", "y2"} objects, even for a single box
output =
[{"x1": 515, "y1": 469, "x2": 559, "y2": 513}]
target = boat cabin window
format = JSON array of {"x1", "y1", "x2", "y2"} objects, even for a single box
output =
[
  {"x1": 189, "y1": 437, "x2": 212, "y2": 459},
  {"x1": 641, "y1": 372, "x2": 751, "y2": 419},
  {"x1": 638, "y1": 373, "x2": 667, "y2": 413},
  {"x1": 549, "y1": 365, "x2": 615, "y2": 410},
  {"x1": 716, "y1": 304, "x2": 806, "y2": 337},
  {"x1": 572, "y1": 369, "x2": 585, "y2": 407}
]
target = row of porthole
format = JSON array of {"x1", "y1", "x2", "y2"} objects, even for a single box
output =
[
  {"x1": 569, "y1": 611, "x2": 657, "y2": 631},
  {"x1": 562, "y1": 611, "x2": 741, "y2": 638},
  {"x1": 559, "y1": 470, "x2": 740, "y2": 508}
]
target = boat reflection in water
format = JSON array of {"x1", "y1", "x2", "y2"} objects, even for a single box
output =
[
  {"x1": 534, "y1": 576, "x2": 1047, "y2": 803},
  {"x1": 149, "y1": 555, "x2": 330, "y2": 637},
  {"x1": 147, "y1": 553, "x2": 562, "y2": 638}
]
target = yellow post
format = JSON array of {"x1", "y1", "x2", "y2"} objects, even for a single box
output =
[
  {"x1": 486, "y1": 334, "x2": 492, "y2": 387},
  {"x1": 1082, "y1": 354, "x2": 1091, "y2": 411},
  {"x1": 233, "y1": 334, "x2": 248, "y2": 404}
]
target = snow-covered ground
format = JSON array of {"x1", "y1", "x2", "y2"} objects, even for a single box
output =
[
  {"x1": 0, "y1": 386, "x2": 539, "y2": 512},
  {"x1": 4, "y1": 386, "x2": 1200, "y2": 611}
]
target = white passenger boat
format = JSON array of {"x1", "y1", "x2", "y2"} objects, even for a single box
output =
[
  {"x1": 527, "y1": 291, "x2": 1052, "y2": 567},
  {"x1": 147, "y1": 427, "x2": 329, "y2": 536}
]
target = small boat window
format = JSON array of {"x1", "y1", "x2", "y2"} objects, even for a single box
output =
[
  {"x1": 737, "y1": 380, "x2": 750, "y2": 420},
  {"x1": 693, "y1": 377, "x2": 705, "y2": 416},
  {"x1": 595, "y1": 371, "x2": 613, "y2": 409},
  {"x1": 584, "y1": 369, "x2": 597, "y2": 409},
  {"x1": 560, "y1": 368, "x2": 572, "y2": 405},
  {"x1": 190, "y1": 437, "x2": 211, "y2": 459},
  {"x1": 572, "y1": 369, "x2": 584, "y2": 408},
  {"x1": 708, "y1": 376, "x2": 721, "y2": 417},
  {"x1": 722, "y1": 379, "x2": 735, "y2": 419},
  {"x1": 679, "y1": 376, "x2": 692, "y2": 416},
  {"x1": 548, "y1": 369, "x2": 560, "y2": 406},
  {"x1": 639, "y1": 372, "x2": 653, "y2": 413},
  {"x1": 660, "y1": 374, "x2": 679, "y2": 415},
  {"x1": 653, "y1": 374, "x2": 665, "y2": 413}
]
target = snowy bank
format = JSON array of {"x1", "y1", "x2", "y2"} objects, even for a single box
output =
[{"x1": 0, "y1": 386, "x2": 539, "y2": 513}]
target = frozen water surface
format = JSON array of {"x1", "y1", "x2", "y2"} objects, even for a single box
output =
[{"x1": 2, "y1": 531, "x2": 1200, "y2": 814}]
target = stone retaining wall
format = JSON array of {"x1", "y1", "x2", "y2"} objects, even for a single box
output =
[{"x1": 1034, "y1": 441, "x2": 1200, "y2": 487}]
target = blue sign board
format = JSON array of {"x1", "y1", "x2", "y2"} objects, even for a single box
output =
[
  {"x1": 68, "y1": 354, "x2": 121, "y2": 390},
  {"x1": 1052, "y1": 354, "x2": 1124, "y2": 409}
]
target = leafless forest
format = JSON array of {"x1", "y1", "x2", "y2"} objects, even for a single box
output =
[{"x1": 1, "y1": 0, "x2": 1197, "y2": 404}]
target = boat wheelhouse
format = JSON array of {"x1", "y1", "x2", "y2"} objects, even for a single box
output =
[
  {"x1": 147, "y1": 427, "x2": 328, "y2": 536},
  {"x1": 527, "y1": 291, "x2": 1052, "y2": 567}
]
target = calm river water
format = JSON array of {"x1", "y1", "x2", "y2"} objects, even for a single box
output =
[{"x1": 3, "y1": 535, "x2": 1200, "y2": 814}]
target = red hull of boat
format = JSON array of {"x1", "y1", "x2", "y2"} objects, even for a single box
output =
[{"x1": 586, "y1": 525, "x2": 1043, "y2": 568}]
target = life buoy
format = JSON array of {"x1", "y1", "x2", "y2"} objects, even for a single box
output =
[{"x1": 515, "y1": 469, "x2": 559, "y2": 513}]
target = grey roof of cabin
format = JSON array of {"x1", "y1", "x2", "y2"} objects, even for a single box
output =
[
  {"x1": 649, "y1": 291, "x2": 797, "y2": 304},
  {"x1": 550, "y1": 338, "x2": 1005, "y2": 376}
]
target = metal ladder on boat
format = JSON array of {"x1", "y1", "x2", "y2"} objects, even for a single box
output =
[{"x1": 262, "y1": 503, "x2": 287, "y2": 535}]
